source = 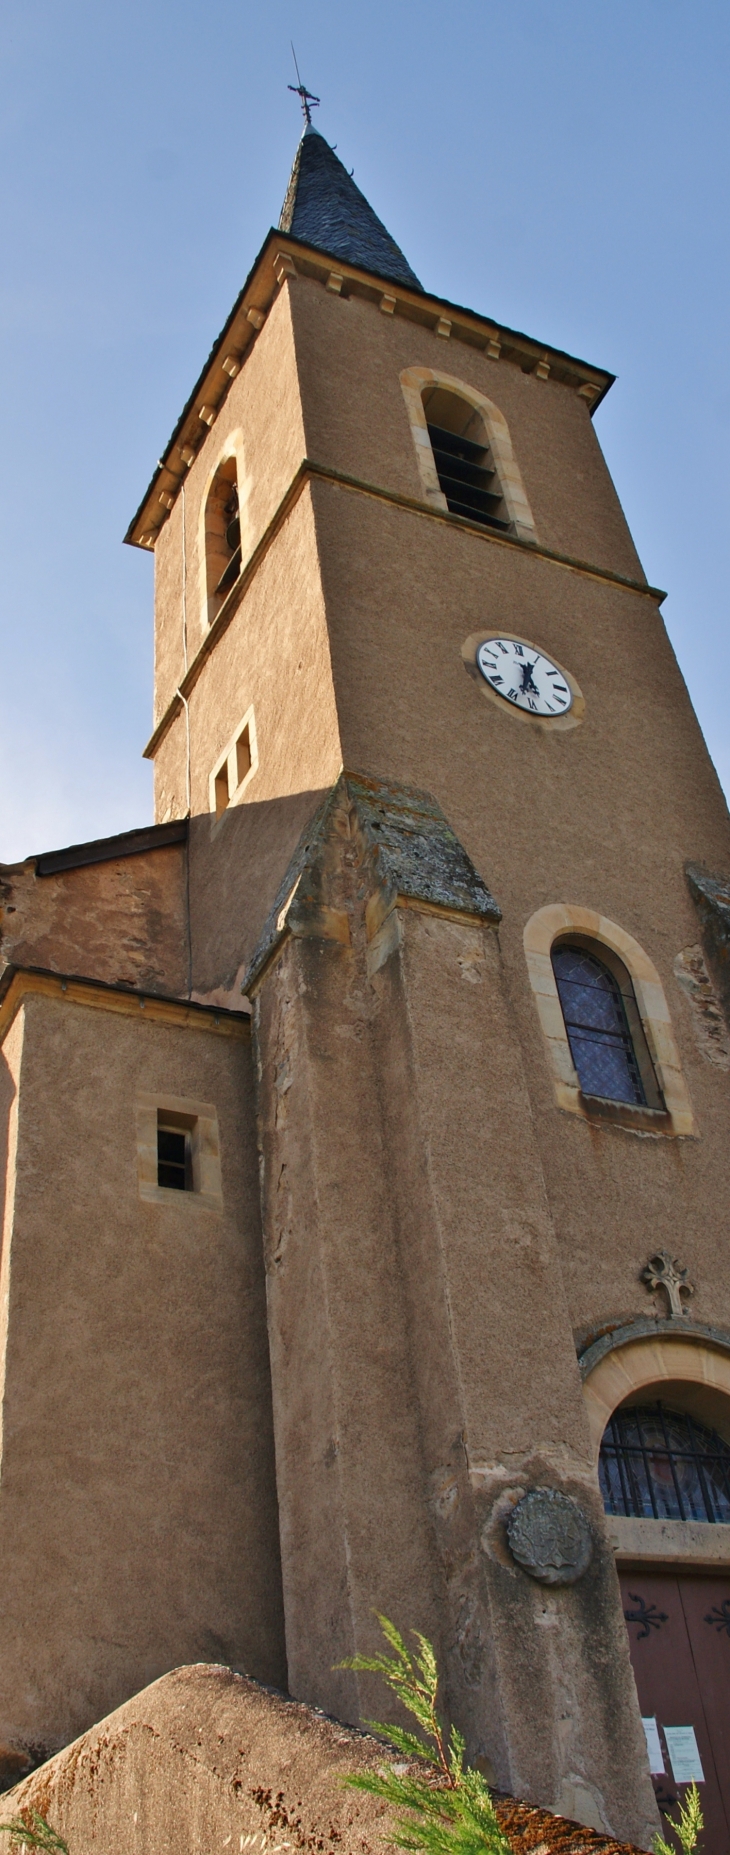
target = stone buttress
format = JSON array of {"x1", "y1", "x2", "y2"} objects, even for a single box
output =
[{"x1": 245, "y1": 772, "x2": 657, "y2": 1847}]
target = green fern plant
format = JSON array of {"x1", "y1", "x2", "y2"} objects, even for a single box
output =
[
  {"x1": 336, "y1": 1615, "x2": 511, "y2": 1855},
  {"x1": 0, "y1": 1810, "x2": 69, "y2": 1855},
  {"x1": 652, "y1": 1783, "x2": 703, "y2": 1855}
]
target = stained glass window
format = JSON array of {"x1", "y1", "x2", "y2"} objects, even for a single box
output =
[
  {"x1": 600, "y1": 1402, "x2": 730, "y2": 1524},
  {"x1": 552, "y1": 943, "x2": 646, "y2": 1105}
]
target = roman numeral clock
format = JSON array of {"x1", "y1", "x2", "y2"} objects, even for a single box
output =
[{"x1": 477, "y1": 637, "x2": 571, "y2": 715}]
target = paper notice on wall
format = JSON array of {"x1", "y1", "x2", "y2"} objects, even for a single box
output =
[
  {"x1": 663, "y1": 1726, "x2": 705, "y2": 1784},
  {"x1": 642, "y1": 1718, "x2": 665, "y2": 1776}
]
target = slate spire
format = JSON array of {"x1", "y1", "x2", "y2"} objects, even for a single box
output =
[{"x1": 279, "y1": 125, "x2": 423, "y2": 293}]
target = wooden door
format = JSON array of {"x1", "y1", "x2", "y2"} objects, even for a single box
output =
[{"x1": 620, "y1": 1573, "x2": 730, "y2": 1855}]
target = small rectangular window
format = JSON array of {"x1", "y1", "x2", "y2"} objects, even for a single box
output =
[
  {"x1": 137, "y1": 1093, "x2": 223, "y2": 1210},
  {"x1": 208, "y1": 706, "x2": 258, "y2": 822},
  {"x1": 157, "y1": 1123, "x2": 191, "y2": 1191},
  {"x1": 157, "y1": 1120, "x2": 190, "y2": 1194}
]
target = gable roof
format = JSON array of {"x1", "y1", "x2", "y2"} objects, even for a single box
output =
[{"x1": 278, "y1": 126, "x2": 422, "y2": 292}]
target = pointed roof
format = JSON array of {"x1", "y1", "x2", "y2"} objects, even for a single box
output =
[{"x1": 279, "y1": 126, "x2": 422, "y2": 293}]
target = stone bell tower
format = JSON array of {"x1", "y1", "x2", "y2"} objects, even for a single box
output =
[
  {"x1": 124, "y1": 106, "x2": 730, "y2": 1846},
  {"x1": 4, "y1": 103, "x2": 729, "y2": 1851}
]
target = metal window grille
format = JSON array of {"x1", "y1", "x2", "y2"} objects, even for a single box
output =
[
  {"x1": 599, "y1": 1401, "x2": 730, "y2": 1524},
  {"x1": 426, "y1": 423, "x2": 509, "y2": 532},
  {"x1": 552, "y1": 944, "x2": 646, "y2": 1106}
]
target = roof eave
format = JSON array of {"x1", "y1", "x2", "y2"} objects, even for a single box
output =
[{"x1": 125, "y1": 227, "x2": 614, "y2": 552}]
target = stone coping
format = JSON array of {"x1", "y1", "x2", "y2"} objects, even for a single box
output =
[{"x1": 0, "y1": 965, "x2": 250, "y2": 1046}]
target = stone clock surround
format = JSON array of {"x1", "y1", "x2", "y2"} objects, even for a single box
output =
[{"x1": 461, "y1": 630, "x2": 585, "y2": 732}]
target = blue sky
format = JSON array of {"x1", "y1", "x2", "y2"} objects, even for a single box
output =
[{"x1": 0, "y1": 0, "x2": 728, "y2": 862}]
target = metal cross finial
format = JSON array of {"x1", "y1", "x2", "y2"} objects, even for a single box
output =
[
  {"x1": 641, "y1": 1249, "x2": 694, "y2": 1320},
  {"x1": 289, "y1": 45, "x2": 320, "y2": 127}
]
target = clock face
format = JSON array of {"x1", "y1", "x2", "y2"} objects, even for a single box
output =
[{"x1": 476, "y1": 637, "x2": 572, "y2": 716}]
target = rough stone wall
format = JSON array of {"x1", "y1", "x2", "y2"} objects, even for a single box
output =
[
  {"x1": 0, "y1": 844, "x2": 188, "y2": 997},
  {"x1": 0, "y1": 992, "x2": 285, "y2": 1783},
  {"x1": 0, "y1": 1664, "x2": 648, "y2": 1855}
]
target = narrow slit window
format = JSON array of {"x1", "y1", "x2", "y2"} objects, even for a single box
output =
[
  {"x1": 157, "y1": 1119, "x2": 192, "y2": 1191},
  {"x1": 552, "y1": 942, "x2": 661, "y2": 1108},
  {"x1": 422, "y1": 386, "x2": 509, "y2": 532}
]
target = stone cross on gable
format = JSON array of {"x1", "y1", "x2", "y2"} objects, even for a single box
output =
[{"x1": 641, "y1": 1249, "x2": 694, "y2": 1319}]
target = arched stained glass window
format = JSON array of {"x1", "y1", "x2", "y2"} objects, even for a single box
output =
[
  {"x1": 552, "y1": 943, "x2": 647, "y2": 1106},
  {"x1": 600, "y1": 1402, "x2": 730, "y2": 1524}
]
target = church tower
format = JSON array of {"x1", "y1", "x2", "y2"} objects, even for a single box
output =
[{"x1": 3, "y1": 109, "x2": 730, "y2": 1852}]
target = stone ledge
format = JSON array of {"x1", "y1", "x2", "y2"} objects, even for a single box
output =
[{"x1": 608, "y1": 1515, "x2": 730, "y2": 1566}]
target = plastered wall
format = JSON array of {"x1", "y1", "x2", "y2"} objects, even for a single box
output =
[
  {"x1": 152, "y1": 285, "x2": 307, "y2": 732},
  {"x1": 287, "y1": 276, "x2": 645, "y2": 581},
  {"x1": 0, "y1": 991, "x2": 285, "y2": 1782},
  {"x1": 153, "y1": 488, "x2": 343, "y2": 1001},
  {"x1": 300, "y1": 477, "x2": 730, "y2": 1344}
]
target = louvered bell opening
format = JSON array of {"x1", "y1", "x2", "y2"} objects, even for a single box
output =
[
  {"x1": 214, "y1": 486, "x2": 242, "y2": 597},
  {"x1": 427, "y1": 423, "x2": 509, "y2": 531}
]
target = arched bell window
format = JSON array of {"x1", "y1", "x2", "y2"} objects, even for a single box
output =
[
  {"x1": 204, "y1": 457, "x2": 242, "y2": 623},
  {"x1": 551, "y1": 941, "x2": 662, "y2": 1108},
  {"x1": 421, "y1": 386, "x2": 509, "y2": 532},
  {"x1": 600, "y1": 1402, "x2": 730, "y2": 1524}
]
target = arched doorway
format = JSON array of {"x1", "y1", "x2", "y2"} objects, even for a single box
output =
[{"x1": 587, "y1": 1342, "x2": 730, "y2": 1853}]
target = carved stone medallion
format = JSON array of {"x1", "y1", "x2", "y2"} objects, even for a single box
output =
[{"x1": 506, "y1": 1488, "x2": 593, "y2": 1585}]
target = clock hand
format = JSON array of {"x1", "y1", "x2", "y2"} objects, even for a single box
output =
[{"x1": 519, "y1": 659, "x2": 540, "y2": 695}]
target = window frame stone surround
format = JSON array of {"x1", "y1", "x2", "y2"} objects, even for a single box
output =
[
  {"x1": 582, "y1": 1329, "x2": 730, "y2": 1567},
  {"x1": 523, "y1": 902, "x2": 695, "y2": 1137},
  {"x1": 399, "y1": 365, "x2": 538, "y2": 545},
  {"x1": 208, "y1": 704, "x2": 258, "y2": 826},
  {"x1": 136, "y1": 1090, "x2": 223, "y2": 1211}
]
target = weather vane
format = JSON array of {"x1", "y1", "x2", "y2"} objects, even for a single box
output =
[{"x1": 288, "y1": 44, "x2": 320, "y2": 126}]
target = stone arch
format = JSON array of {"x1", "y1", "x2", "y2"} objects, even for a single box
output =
[
  {"x1": 399, "y1": 365, "x2": 537, "y2": 544},
  {"x1": 523, "y1": 902, "x2": 695, "y2": 1136},
  {"x1": 582, "y1": 1329, "x2": 730, "y2": 1464}
]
